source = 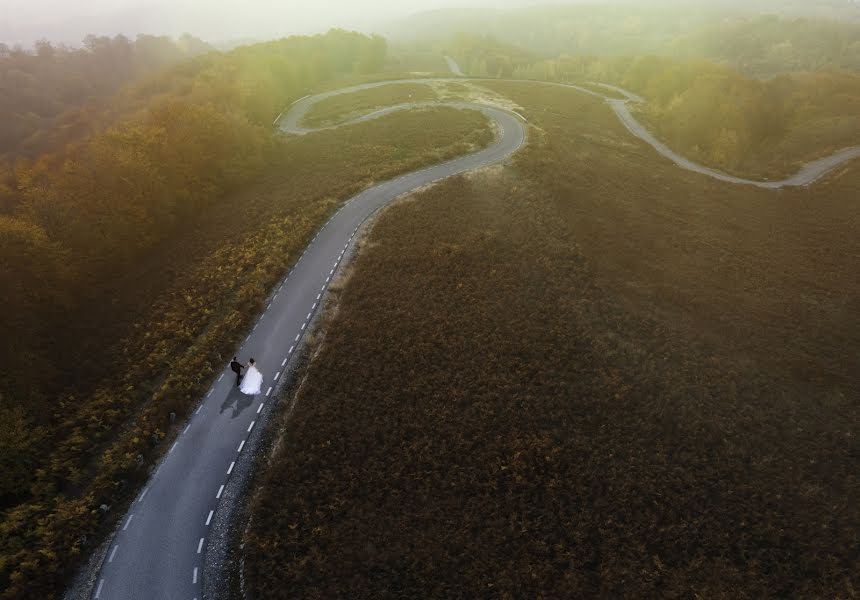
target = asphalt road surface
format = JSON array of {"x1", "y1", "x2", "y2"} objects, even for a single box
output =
[{"x1": 88, "y1": 96, "x2": 524, "y2": 600}]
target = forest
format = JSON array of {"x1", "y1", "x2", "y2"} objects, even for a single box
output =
[
  {"x1": 392, "y1": 5, "x2": 860, "y2": 75},
  {"x1": 0, "y1": 34, "x2": 213, "y2": 160},
  {"x1": 0, "y1": 29, "x2": 391, "y2": 598}
]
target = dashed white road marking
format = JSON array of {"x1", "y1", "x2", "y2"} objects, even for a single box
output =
[
  {"x1": 289, "y1": 345, "x2": 294, "y2": 353},
  {"x1": 257, "y1": 403, "x2": 263, "y2": 414},
  {"x1": 253, "y1": 324, "x2": 258, "y2": 331},
  {"x1": 169, "y1": 442, "x2": 178, "y2": 454},
  {"x1": 197, "y1": 538, "x2": 205, "y2": 554},
  {"x1": 123, "y1": 515, "x2": 134, "y2": 531},
  {"x1": 301, "y1": 322, "x2": 306, "y2": 330},
  {"x1": 218, "y1": 374, "x2": 224, "y2": 382},
  {"x1": 321, "y1": 285, "x2": 325, "y2": 292},
  {"x1": 306, "y1": 312, "x2": 312, "y2": 320},
  {"x1": 227, "y1": 462, "x2": 235, "y2": 475},
  {"x1": 237, "y1": 440, "x2": 245, "y2": 453},
  {"x1": 295, "y1": 334, "x2": 300, "y2": 342},
  {"x1": 326, "y1": 276, "x2": 331, "y2": 283},
  {"x1": 281, "y1": 358, "x2": 287, "y2": 367},
  {"x1": 196, "y1": 405, "x2": 202, "y2": 415},
  {"x1": 108, "y1": 545, "x2": 118, "y2": 563},
  {"x1": 193, "y1": 567, "x2": 198, "y2": 584},
  {"x1": 137, "y1": 488, "x2": 148, "y2": 504},
  {"x1": 217, "y1": 484, "x2": 224, "y2": 499},
  {"x1": 266, "y1": 387, "x2": 273, "y2": 397},
  {"x1": 273, "y1": 294, "x2": 278, "y2": 300},
  {"x1": 274, "y1": 371, "x2": 281, "y2": 380},
  {"x1": 95, "y1": 578, "x2": 104, "y2": 599},
  {"x1": 312, "y1": 302, "x2": 317, "y2": 309},
  {"x1": 183, "y1": 424, "x2": 190, "y2": 434},
  {"x1": 247, "y1": 421, "x2": 256, "y2": 432},
  {"x1": 330, "y1": 269, "x2": 334, "y2": 275},
  {"x1": 206, "y1": 510, "x2": 214, "y2": 526},
  {"x1": 316, "y1": 293, "x2": 321, "y2": 300},
  {"x1": 266, "y1": 303, "x2": 272, "y2": 310}
]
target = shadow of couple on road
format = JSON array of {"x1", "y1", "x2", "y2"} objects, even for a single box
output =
[{"x1": 220, "y1": 382, "x2": 254, "y2": 418}]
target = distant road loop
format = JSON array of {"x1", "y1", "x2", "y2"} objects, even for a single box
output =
[{"x1": 280, "y1": 65, "x2": 859, "y2": 189}]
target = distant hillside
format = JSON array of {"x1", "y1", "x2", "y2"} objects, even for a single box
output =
[
  {"x1": 382, "y1": 2, "x2": 860, "y2": 75},
  {"x1": 0, "y1": 34, "x2": 215, "y2": 160}
]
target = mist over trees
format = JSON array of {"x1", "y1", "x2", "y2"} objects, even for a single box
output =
[
  {"x1": 392, "y1": 6, "x2": 860, "y2": 77},
  {"x1": 0, "y1": 34, "x2": 214, "y2": 160}
]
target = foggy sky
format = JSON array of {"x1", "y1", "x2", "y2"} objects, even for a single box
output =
[
  {"x1": 2, "y1": 0, "x2": 851, "y2": 46},
  {"x1": 0, "y1": 0, "x2": 545, "y2": 45}
]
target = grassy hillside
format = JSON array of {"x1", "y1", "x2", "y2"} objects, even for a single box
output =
[
  {"x1": 243, "y1": 81, "x2": 858, "y2": 598},
  {"x1": 0, "y1": 30, "x2": 493, "y2": 598}
]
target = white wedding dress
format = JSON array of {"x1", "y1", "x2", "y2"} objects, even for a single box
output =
[{"x1": 239, "y1": 364, "x2": 263, "y2": 395}]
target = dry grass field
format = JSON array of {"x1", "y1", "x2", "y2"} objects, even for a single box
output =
[{"x1": 244, "y1": 81, "x2": 859, "y2": 598}]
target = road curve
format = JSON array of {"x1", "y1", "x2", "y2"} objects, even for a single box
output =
[
  {"x1": 606, "y1": 99, "x2": 860, "y2": 189},
  {"x1": 87, "y1": 93, "x2": 524, "y2": 600},
  {"x1": 284, "y1": 74, "x2": 859, "y2": 189}
]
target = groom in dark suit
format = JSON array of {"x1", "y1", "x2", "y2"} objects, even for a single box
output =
[{"x1": 229, "y1": 357, "x2": 245, "y2": 387}]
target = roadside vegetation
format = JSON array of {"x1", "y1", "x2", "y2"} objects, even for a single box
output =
[
  {"x1": 244, "y1": 80, "x2": 858, "y2": 598},
  {"x1": 302, "y1": 83, "x2": 438, "y2": 127},
  {"x1": 0, "y1": 29, "x2": 492, "y2": 598}
]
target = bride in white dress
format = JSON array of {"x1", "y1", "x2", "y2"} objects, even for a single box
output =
[{"x1": 239, "y1": 358, "x2": 263, "y2": 395}]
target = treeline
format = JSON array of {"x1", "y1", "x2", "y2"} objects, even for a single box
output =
[
  {"x1": 447, "y1": 33, "x2": 537, "y2": 79},
  {"x1": 0, "y1": 34, "x2": 213, "y2": 160},
  {"x1": 0, "y1": 29, "x2": 386, "y2": 598},
  {"x1": 404, "y1": 5, "x2": 860, "y2": 76},
  {"x1": 673, "y1": 16, "x2": 860, "y2": 76}
]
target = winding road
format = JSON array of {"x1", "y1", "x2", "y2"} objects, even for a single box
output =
[
  {"x1": 85, "y1": 58, "x2": 857, "y2": 600},
  {"x1": 86, "y1": 88, "x2": 524, "y2": 600},
  {"x1": 287, "y1": 71, "x2": 859, "y2": 189}
]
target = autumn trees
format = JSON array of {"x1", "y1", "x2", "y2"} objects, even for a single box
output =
[{"x1": 0, "y1": 34, "x2": 214, "y2": 160}]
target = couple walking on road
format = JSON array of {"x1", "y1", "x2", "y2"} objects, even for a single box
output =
[{"x1": 230, "y1": 357, "x2": 263, "y2": 395}]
